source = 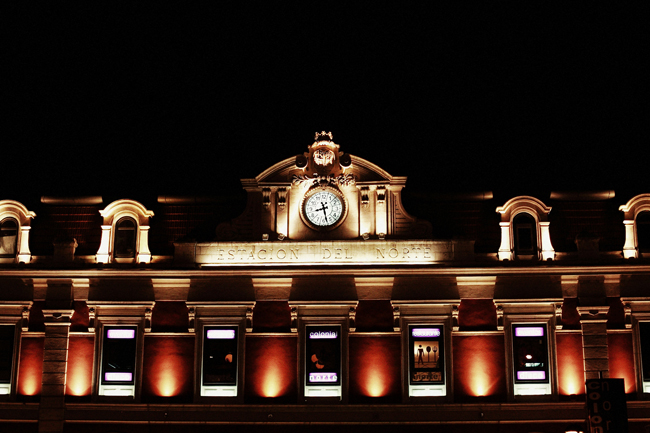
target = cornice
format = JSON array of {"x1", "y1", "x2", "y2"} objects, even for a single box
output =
[{"x1": 2, "y1": 264, "x2": 650, "y2": 278}]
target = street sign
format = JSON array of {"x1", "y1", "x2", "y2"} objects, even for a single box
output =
[{"x1": 586, "y1": 378, "x2": 628, "y2": 433}]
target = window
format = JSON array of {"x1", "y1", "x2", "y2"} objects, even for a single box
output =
[
  {"x1": 0, "y1": 219, "x2": 17, "y2": 258},
  {"x1": 201, "y1": 326, "x2": 239, "y2": 397},
  {"x1": 0, "y1": 200, "x2": 35, "y2": 263},
  {"x1": 96, "y1": 199, "x2": 153, "y2": 264},
  {"x1": 0, "y1": 325, "x2": 16, "y2": 395},
  {"x1": 619, "y1": 193, "x2": 650, "y2": 258},
  {"x1": 114, "y1": 218, "x2": 136, "y2": 259},
  {"x1": 496, "y1": 196, "x2": 554, "y2": 261},
  {"x1": 513, "y1": 213, "x2": 537, "y2": 256},
  {"x1": 408, "y1": 324, "x2": 446, "y2": 397},
  {"x1": 99, "y1": 326, "x2": 138, "y2": 397},
  {"x1": 640, "y1": 322, "x2": 650, "y2": 393},
  {"x1": 304, "y1": 325, "x2": 342, "y2": 398},
  {"x1": 511, "y1": 324, "x2": 551, "y2": 396}
]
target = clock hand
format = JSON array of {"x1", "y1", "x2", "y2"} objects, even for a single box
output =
[{"x1": 320, "y1": 202, "x2": 329, "y2": 222}]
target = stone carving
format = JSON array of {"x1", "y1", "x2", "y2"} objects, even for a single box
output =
[
  {"x1": 292, "y1": 173, "x2": 356, "y2": 188},
  {"x1": 313, "y1": 148, "x2": 335, "y2": 166}
]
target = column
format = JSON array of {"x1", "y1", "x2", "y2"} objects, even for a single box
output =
[{"x1": 39, "y1": 310, "x2": 73, "y2": 433}]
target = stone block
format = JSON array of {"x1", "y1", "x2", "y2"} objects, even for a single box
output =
[
  {"x1": 41, "y1": 372, "x2": 65, "y2": 385},
  {"x1": 42, "y1": 361, "x2": 67, "y2": 374},
  {"x1": 582, "y1": 334, "x2": 607, "y2": 347},
  {"x1": 44, "y1": 338, "x2": 68, "y2": 351},
  {"x1": 583, "y1": 346, "x2": 608, "y2": 359},
  {"x1": 40, "y1": 383, "x2": 65, "y2": 396}
]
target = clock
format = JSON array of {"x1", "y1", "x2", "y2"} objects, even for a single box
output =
[{"x1": 301, "y1": 187, "x2": 347, "y2": 230}]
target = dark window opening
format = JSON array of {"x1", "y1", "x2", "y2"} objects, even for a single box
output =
[
  {"x1": 0, "y1": 325, "x2": 15, "y2": 384},
  {"x1": 641, "y1": 322, "x2": 650, "y2": 383},
  {"x1": 114, "y1": 218, "x2": 136, "y2": 259},
  {"x1": 513, "y1": 213, "x2": 537, "y2": 256},
  {"x1": 101, "y1": 327, "x2": 137, "y2": 385},
  {"x1": 203, "y1": 327, "x2": 238, "y2": 386},
  {"x1": 0, "y1": 219, "x2": 18, "y2": 258},
  {"x1": 637, "y1": 211, "x2": 650, "y2": 253}
]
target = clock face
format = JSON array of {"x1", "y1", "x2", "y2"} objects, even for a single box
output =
[{"x1": 304, "y1": 190, "x2": 344, "y2": 227}]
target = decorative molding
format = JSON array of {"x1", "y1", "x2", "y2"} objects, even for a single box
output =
[
  {"x1": 348, "y1": 305, "x2": 356, "y2": 332},
  {"x1": 262, "y1": 188, "x2": 272, "y2": 209},
  {"x1": 292, "y1": 173, "x2": 356, "y2": 188},
  {"x1": 360, "y1": 186, "x2": 370, "y2": 209},
  {"x1": 277, "y1": 188, "x2": 288, "y2": 210}
]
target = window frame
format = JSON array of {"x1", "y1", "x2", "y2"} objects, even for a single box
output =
[
  {"x1": 113, "y1": 217, "x2": 137, "y2": 260},
  {"x1": 300, "y1": 317, "x2": 348, "y2": 402},
  {"x1": 196, "y1": 317, "x2": 245, "y2": 401},
  {"x1": 95, "y1": 318, "x2": 144, "y2": 399},
  {"x1": 496, "y1": 196, "x2": 554, "y2": 261},
  {"x1": 634, "y1": 316, "x2": 650, "y2": 395},
  {"x1": 505, "y1": 315, "x2": 556, "y2": 399},
  {"x1": 0, "y1": 200, "x2": 35, "y2": 264},
  {"x1": 0, "y1": 320, "x2": 20, "y2": 397},
  {"x1": 0, "y1": 218, "x2": 19, "y2": 259},
  {"x1": 402, "y1": 316, "x2": 451, "y2": 401},
  {"x1": 619, "y1": 193, "x2": 650, "y2": 259},
  {"x1": 96, "y1": 199, "x2": 153, "y2": 264}
]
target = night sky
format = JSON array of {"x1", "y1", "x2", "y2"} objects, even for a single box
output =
[{"x1": 5, "y1": 4, "x2": 649, "y2": 206}]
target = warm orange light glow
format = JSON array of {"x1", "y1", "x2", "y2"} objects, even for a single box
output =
[
  {"x1": 142, "y1": 336, "x2": 194, "y2": 399},
  {"x1": 258, "y1": 342, "x2": 292, "y2": 397},
  {"x1": 17, "y1": 337, "x2": 44, "y2": 396},
  {"x1": 349, "y1": 337, "x2": 400, "y2": 400},
  {"x1": 556, "y1": 333, "x2": 585, "y2": 396},
  {"x1": 453, "y1": 335, "x2": 506, "y2": 399},
  {"x1": 66, "y1": 336, "x2": 94, "y2": 396},
  {"x1": 608, "y1": 333, "x2": 636, "y2": 394},
  {"x1": 245, "y1": 336, "x2": 297, "y2": 400}
]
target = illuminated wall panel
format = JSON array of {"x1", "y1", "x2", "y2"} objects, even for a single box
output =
[
  {"x1": 348, "y1": 336, "x2": 400, "y2": 402},
  {"x1": 556, "y1": 332, "x2": 585, "y2": 396},
  {"x1": 244, "y1": 335, "x2": 297, "y2": 402},
  {"x1": 66, "y1": 336, "x2": 94, "y2": 397},
  {"x1": 17, "y1": 337, "x2": 44, "y2": 397},
  {"x1": 608, "y1": 332, "x2": 636, "y2": 394},
  {"x1": 142, "y1": 336, "x2": 194, "y2": 401},
  {"x1": 452, "y1": 334, "x2": 506, "y2": 401}
]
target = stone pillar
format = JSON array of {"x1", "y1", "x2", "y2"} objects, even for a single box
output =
[
  {"x1": 39, "y1": 310, "x2": 73, "y2": 433},
  {"x1": 498, "y1": 222, "x2": 512, "y2": 260},
  {"x1": 137, "y1": 225, "x2": 151, "y2": 263},
  {"x1": 18, "y1": 226, "x2": 32, "y2": 263},
  {"x1": 539, "y1": 221, "x2": 555, "y2": 261},
  {"x1": 579, "y1": 307, "x2": 609, "y2": 380},
  {"x1": 96, "y1": 225, "x2": 112, "y2": 263},
  {"x1": 622, "y1": 220, "x2": 636, "y2": 259}
]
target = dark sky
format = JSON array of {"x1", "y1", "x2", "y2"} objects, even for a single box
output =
[{"x1": 5, "y1": 4, "x2": 649, "y2": 203}]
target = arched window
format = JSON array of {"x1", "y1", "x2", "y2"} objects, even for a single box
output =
[
  {"x1": 96, "y1": 199, "x2": 153, "y2": 264},
  {"x1": 0, "y1": 219, "x2": 18, "y2": 258},
  {"x1": 496, "y1": 196, "x2": 554, "y2": 261},
  {"x1": 114, "y1": 218, "x2": 136, "y2": 259},
  {"x1": 619, "y1": 194, "x2": 650, "y2": 259},
  {"x1": 513, "y1": 213, "x2": 537, "y2": 257}
]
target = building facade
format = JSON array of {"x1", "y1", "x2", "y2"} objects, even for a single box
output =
[{"x1": 1, "y1": 133, "x2": 650, "y2": 433}]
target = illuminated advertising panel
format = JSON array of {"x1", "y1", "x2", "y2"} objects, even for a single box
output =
[
  {"x1": 203, "y1": 326, "x2": 238, "y2": 387},
  {"x1": 512, "y1": 324, "x2": 549, "y2": 384},
  {"x1": 101, "y1": 326, "x2": 137, "y2": 385},
  {"x1": 305, "y1": 325, "x2": 341, "y2": 387},
  {"x1": 408, "y1": 325, "x2": 444, "y2": 385}
]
